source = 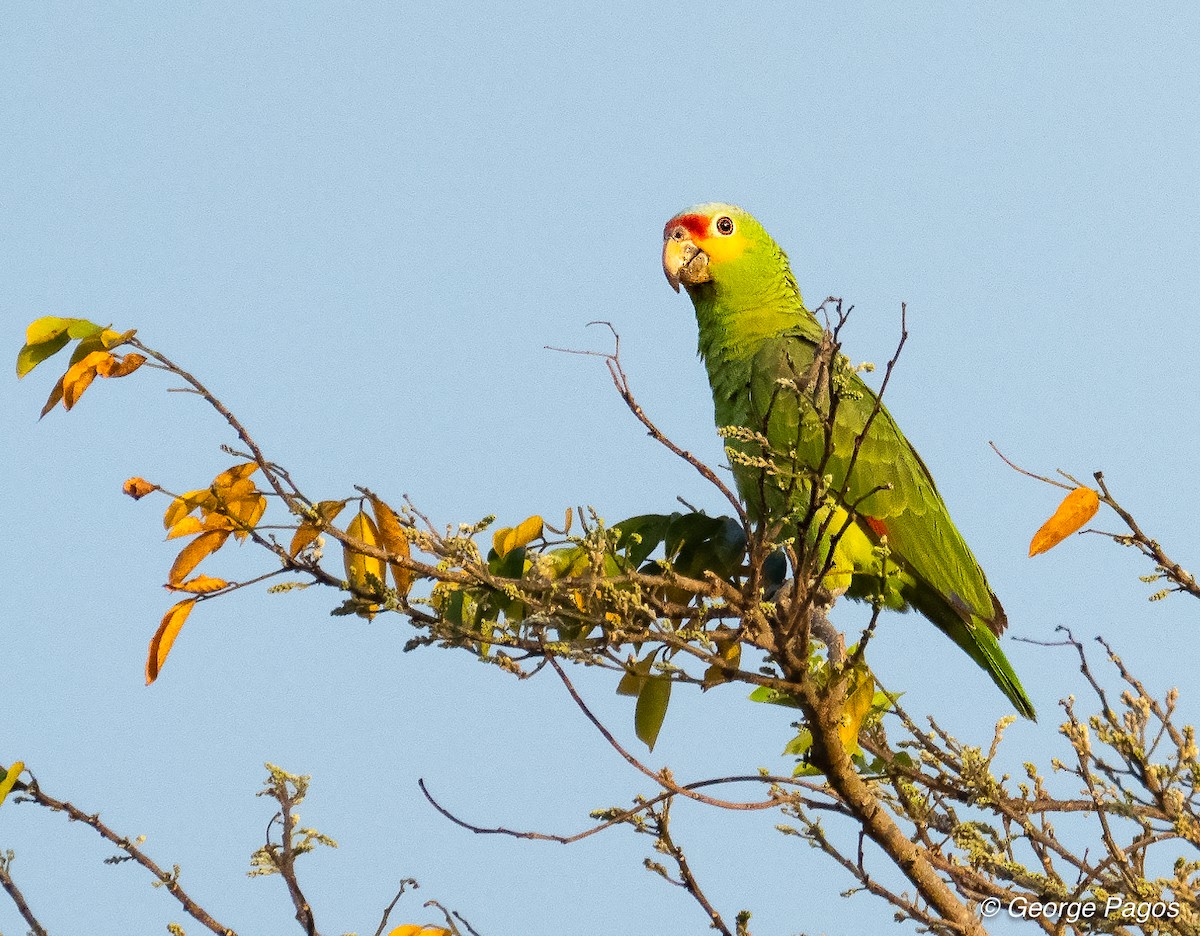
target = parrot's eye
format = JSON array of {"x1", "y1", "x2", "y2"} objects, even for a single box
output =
[
  {"x1": 715, "y1": 216, "x2": 734, "y2": 235},
  {"x1": 672, "y1": 227, "x2": 685, "y2": 240}
]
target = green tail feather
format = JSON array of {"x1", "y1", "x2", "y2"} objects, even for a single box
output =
[{"x1": 909, "y1": 584, "x2": 1036, "y2": 721}]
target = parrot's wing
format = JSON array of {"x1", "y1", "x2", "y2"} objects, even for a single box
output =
[{"x1": 746, "y1": 329, "x2": 1034, "y2": 719}]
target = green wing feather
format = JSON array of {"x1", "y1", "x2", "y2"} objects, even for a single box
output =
[{"x1": 740, "y1": 329, "x2": 1035, "y2": 720}]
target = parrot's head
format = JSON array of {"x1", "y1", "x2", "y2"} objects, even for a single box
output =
[{"x1": 661, "y1": 203, "x2": 779, "y2": 295}]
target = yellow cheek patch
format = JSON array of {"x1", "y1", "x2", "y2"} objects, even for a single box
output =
[{"x1": 698, "y1": 230, "x2": 749, "y2": 266}]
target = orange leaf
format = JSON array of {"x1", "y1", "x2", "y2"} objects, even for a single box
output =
[
  {"x1": 289, "y1": 499, "x2": 348, "y2": 557},
  {"x1": 212, "y1": 462, "x2": 259, "y2": 493},
  {"x1": 1029, "y1": 486, "x2": 1100, "y2": 557},
  {"x1": 163, "y1": 489, "x2": 213, "y2": 531},
  {"x1": 169, "y1": 530, "x2": 230, "y2": 585},
  {"x1": 168, "y1": 575, "x2": 228, "y2": 594},
  {"x1": 146, "y1": 599, "x2": 196, "y2": 684},
  {"x1": 61, "y1": 350, "x2": 111, "y2": 410},
  {"x1": 166, "y1": 515, "x2": 206, "y2": 539},
  {"x1": 224, "y1": 490, "x2": 266, "y2": 540},
  {"x1": 96, "y1": 351, "x2": 146, "y2": 378},
  {"x1": 123, "y1": 477, "x2": 157, "y2": 499},
  {"x1": 39, "y1": 377, "x2": 65, "y2": 418},
  {"x1": 370, "y1": 495, "x2": 414, "y2": 597}
]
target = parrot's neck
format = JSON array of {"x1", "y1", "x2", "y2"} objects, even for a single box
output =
[{"x1": 687, "y1": 272, "x2": 811, "y2": 441}]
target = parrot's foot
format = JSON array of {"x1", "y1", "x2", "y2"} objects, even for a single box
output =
[
  {"x1": 771, "y1": 579, "x2": 846, "y2": 663},
  {"x1": 808, "y1": 607, "x2": 846, "y2": 664}
]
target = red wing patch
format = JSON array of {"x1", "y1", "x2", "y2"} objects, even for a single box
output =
[{"x1": 864, "y1": 516, "x2": 889, "y2": 539}]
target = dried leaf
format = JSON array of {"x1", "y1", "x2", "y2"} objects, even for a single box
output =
[
  {"x1": 39, "y1": 377, "x2": 65, "y2": 418},
  {"x1": 146, "y1": 599, "x2": 196, "y2": 684},
  {"x1": 1029, "y1": 486, "x2": 1100, "y2": 557},
  {"x1": 370, "y1": 496, "x2": 414, "y2": 597},
  {"x1": 168, "y1": 575, "x2": 229, "y2": 594},
  {"x1": 96, "y1": 351, "x2": 146, "y2": 378},
  {"x1": 123, "y1": 477, "x2": 158, "y2": 499},
  {"x1": 289, "y1": 499, "x2": 348, "y2": 557},
  {"x1": 168, "y1": 530, "x2": 230, "y2": 585}
]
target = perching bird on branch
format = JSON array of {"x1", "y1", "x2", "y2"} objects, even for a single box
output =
[{"x1": 663, "y1": 203, "x2": 1035, "y2": 720}]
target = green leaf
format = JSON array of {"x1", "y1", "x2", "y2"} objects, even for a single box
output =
[
  {"x1": 635, "y1": 676, "x2": 671, "y2": 751},
  {"x1": 487, "y1": 545, "x2": 527, "y2": 579},
  {"x1": 16, "y1": 332, "x2": 71, "y2": 377},
  {"x1": 782, "y1": 729, "x2": 812, "y2": 757},
  {"x1": 674, "y1": 515, "x2": 746, "y2": 581},
  {"x1": 616, "y1": 653, "x2": 656, "y2": 697},
  {"x1": 613, "y1": 513, "x2": 673, "y2": 568},
  {"x1": 748, "y1": 686, "x2": 800, "y2": 708},
  {"x1": 66, "y1": 319, "x2": 105, "y2": 340}
]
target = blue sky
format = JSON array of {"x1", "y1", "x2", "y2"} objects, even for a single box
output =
[{"x1": 4, "y1": 3, "x2": 1199, "y2": 934}]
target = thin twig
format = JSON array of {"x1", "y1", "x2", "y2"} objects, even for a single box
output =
[
  {"x1": 17, "y1": 775, "x2": 235, "y2": 935},
  {"x1": 0, "y1": 854, "x2": 49, "y2": 936},
  {"x1": 372, "y1": 878, "x2": 419, "y2": 936}
]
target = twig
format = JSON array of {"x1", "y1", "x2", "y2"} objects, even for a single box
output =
[
  {"x1": 548, "y1": 323, "x2": 748, "y2": 525},
  {"x1": 17, "y1": 775, "x2": 235, "y2": 935},
  {"x1": 646, "y1": 796, "x2": 735, "y2": 936},
  {"x1": 545, "y1": 655, "x2": 786, "y2": 811},
  {"x1": 0, "y1": 853, "x2": 49, "y2": 936},
  {"x1": 372, "y1": 878, "x2": 419, "y2": 936}
]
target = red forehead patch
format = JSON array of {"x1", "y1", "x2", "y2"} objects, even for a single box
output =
[{"x1": 663, "y1": 213, "x2": 710, "y2": 241}]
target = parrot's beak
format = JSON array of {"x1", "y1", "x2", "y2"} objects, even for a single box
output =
[{"x1": 662, "y1": 230, "x2": 711, "y2": 293}]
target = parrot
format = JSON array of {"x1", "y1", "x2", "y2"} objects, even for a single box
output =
[{"x1": 661, "y1": 202, "x2": 1035, "y2": 720}]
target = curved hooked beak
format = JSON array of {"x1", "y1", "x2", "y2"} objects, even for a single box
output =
[{"x1": 662, "y1": 230, "x2": 711, "y2": 293}]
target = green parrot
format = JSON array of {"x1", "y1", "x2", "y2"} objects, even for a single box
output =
[{"x1": 662, "y1": 202, "x2": 1035, "y2": 720}]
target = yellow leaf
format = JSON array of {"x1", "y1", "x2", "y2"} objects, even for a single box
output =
[
  {"x1": 225, "y1": 490, "x2": 267, "y2": 540},
  {"x1": 387, "y1": 927, "x2": 451, "y2": 936},
  {"x1": 169, "y1": 530, "x2": 230, "y2": 585},
  {"x1": 123, "y1": 477, "x2": 157, "y2": 499},
  {"x1": 838, "y1": 664, "x2": 876, "y2": 757},
  {"x1": 25, "y1": 316, "x2": 72, "y2": 346},
  {"x1": 492, "y1": 514, "x2": 544, "y2": 556},
  {"x1": 344, "y1": 510, "x2": 386, "y2": 614},
  {"x1": 60, "y1": 350, "x2": 112, "y2": 410},
  {"x1": 166, "y1": 515, "x2": 206, "y2": 540},
  {"x1": 370, "y1": 496, "x2": 414, "y2": 597},
  {"x1": 1029, "y1": 486, "x2": 1100, "y2": 557},
  {"x1": 289, "y1": 500, "x2": 348, "y2": 557},
  {"x1": 146, "y1": 599, "x2": 196, "y2": 684},
  {"x1": 168, "y1": 575, "x2": 229, "y2": 594},
  {"x1": 99, "y1": 327, "x2": 136, "y2": 349},
  {"x1": 212, "y1": 462, "x2": 259, "y2": 493},
  {"x1": 163, "y1": 489, "x2": 213, "y2": 531},
  {"x1": 0, "y1": 761, "x2": 24, "y2": 806}
]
